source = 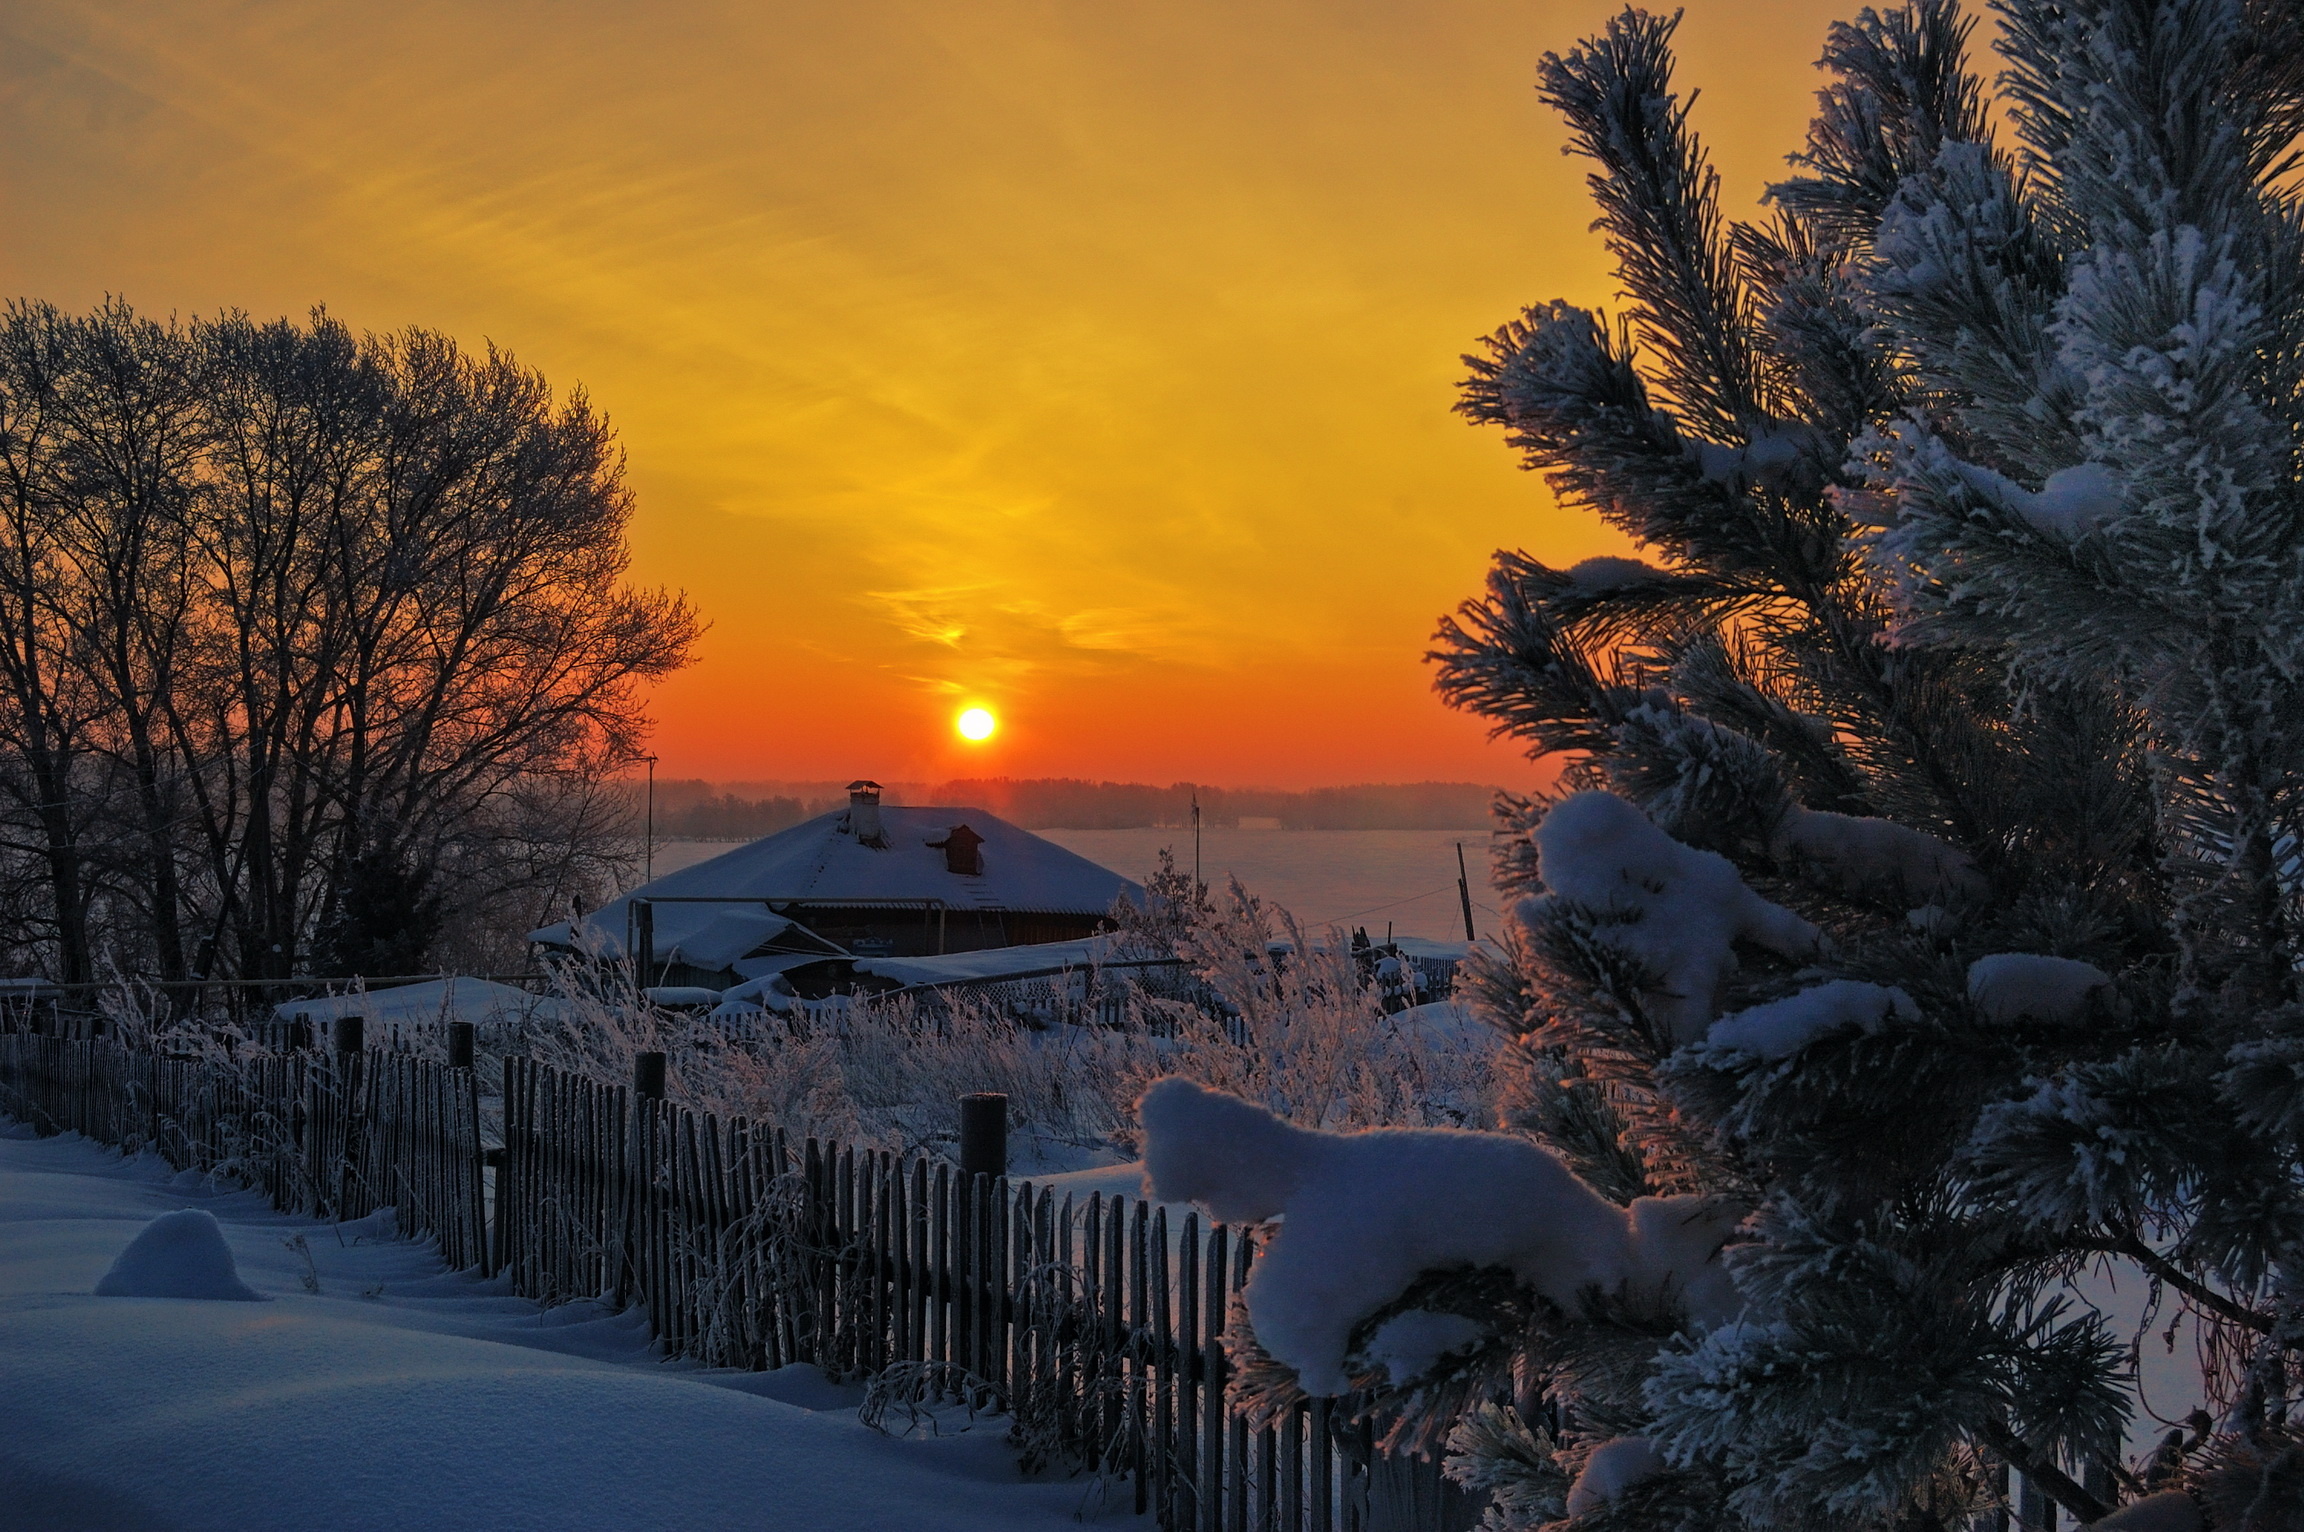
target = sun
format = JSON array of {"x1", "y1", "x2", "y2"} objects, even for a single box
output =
[{"x1": 956, "y1": 706, "x2": 997, "y2": 742}]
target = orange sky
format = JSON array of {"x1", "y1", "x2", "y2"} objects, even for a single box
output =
[{"x1": 1, "y1": 0, "x2": 1856, "y2": 787}]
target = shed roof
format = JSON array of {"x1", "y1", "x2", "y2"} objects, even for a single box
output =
[
  {"x1": 273, "y1": 977, "x2": 574, "y2": 1030},
  {"x1": 530, "y1": 804, "x2": 1141, "y2": 961}
]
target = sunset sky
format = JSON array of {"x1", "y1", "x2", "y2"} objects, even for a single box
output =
[{"x1": 1, "y1": 0, "x2": 1856, "y2": 787}]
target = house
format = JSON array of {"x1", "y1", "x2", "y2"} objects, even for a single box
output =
[{"x1": 528, "y1": 781, "x2": 1143, "y2": 992}]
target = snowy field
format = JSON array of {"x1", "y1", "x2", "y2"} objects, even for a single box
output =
[{"x1": 0, "y1": 1122, "x2": 1143, "y2": 1532}]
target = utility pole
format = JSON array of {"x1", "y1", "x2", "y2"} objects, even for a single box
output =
[
  {"x1": 1456, "y1": 841, "x2": 1477, "y2": 942},
  {"x1": 643, "y1": 754, "x2": 659, "y2": 883},
  {"x1": 1191, "y1": 790, "x2": 1203, "y2": 893}
]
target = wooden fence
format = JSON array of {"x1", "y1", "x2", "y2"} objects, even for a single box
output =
[
  {"x1": 0, "y1": 1029, "x2": 491, "y2": 1273},
  {"x1": 1, "y1": 1027, "x2": 1478, "y2": 1531}
]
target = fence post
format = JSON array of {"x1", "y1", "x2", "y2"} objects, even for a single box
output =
[
  {"x1": 334, "y1": 1015, "x2": 364, "y2": 1055},
  {"x1": 448, "y1": 1021, "x2": 475, "y2": 1070},
  {"x1": 959, "y1": 1092, "x2": 1006, "y2": 1178},
  {"x1": 634, "y1": 1051, "x2": 666, "y2": 1101}
]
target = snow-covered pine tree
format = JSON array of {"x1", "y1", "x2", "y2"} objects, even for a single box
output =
[{"x1": 1135, "y1": 3, "x2": 2304, "y2": 1528}]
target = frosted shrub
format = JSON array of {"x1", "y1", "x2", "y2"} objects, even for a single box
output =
[
  {"x1": 1126, "y1": 877, "x2": 1493, "y2": 1136},
  {"x1": 522, "y1": 874, "x2": 1492, "y2": 1165}
]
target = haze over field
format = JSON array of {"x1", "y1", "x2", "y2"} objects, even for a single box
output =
[{"x1": 0, "y1": 0, "x2": 1854, "y2": 786}]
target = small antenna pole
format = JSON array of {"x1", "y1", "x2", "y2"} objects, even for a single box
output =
[
  {"x1": 643, "y1": 753, "x2": 659, "y2": 883},
  {"x1": 1192, "y1": 790, "x2": 1203, "y2": 892},
  {"x1": 1456, "y1": 841, "x2": 1477, "y2": 942}
]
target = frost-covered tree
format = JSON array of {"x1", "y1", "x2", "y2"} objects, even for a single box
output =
[{"x1": 1136, "y1": 3, "x2": 2304, "y2": 1528}]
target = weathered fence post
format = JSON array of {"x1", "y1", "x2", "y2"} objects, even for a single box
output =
[
  {"x1": 959, "y1": 1092, "x2": 1006, "y2": 1178},
  {"x1": 448, "y1": 1021, "x2": 475, "y2": 1070},
  {"x1": 330, "y1": 1015, "x2": 366, "y2": 1219},
  {"x1": 634, "y1": 1051, "x2": 666, "y2": 1102}
]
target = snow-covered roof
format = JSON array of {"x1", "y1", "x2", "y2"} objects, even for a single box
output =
[
  {"x1": 853, "y1": 934, "x2": 1126, "y2": 988},
  {"x1": 530, "y1": 805, "x2": 1142, "y2": 961},
  {"x1": 273, "y1": 977, "x2": 574, "y2": 1030}
]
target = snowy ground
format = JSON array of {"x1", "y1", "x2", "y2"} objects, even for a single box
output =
[{"x1": 0, "y1": 1122, "x2": 1144, "y2": 1532}]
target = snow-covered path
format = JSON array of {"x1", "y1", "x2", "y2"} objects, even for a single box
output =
[{"x1": 0, "y1": 1123, "x2": 1136, "y2": 1532}]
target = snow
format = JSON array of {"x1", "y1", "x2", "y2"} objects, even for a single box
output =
[
  {"x1": 533, "y1": 806, "x2": 1144, "y2": 961},
  {"x1": 660, "y1": 905, "x2": 793, "y2": 969},
  {"x1": 1363, "y1": 1310, "x2": 1486, "y2": 1385},
  {"x1": 1695, "y1": 981, "x2": 1921, "y2": 1062},
  {"x1": 857, "y1": 935, "x2": 1122, "y2": 988},
  {"x1": 1770, "y1": 807, "x2": 1985, "y2": 904},
  {"x1": 1948, "y1": 456, "x2": 2125, "y2": 540},
  {"x1": 93, "y1": 1209, "x2": 264, "y2": 1302},
  {"x1": 1623, "y1": 1196, "x2": 1744, "y2": 1322},
  {"x1": 274, "y1": 976, "x2": 574, "y2": 1033},
  {"x1": 1529, "y1": 791, "x2": 1821, "y2": 1043},
  {"x1": 2020, "y1": 461, "x2": 2125, "y2": 537},
  {"x1": 1563, "y1": 1435, "x2": 1662, "y2": 1515},
  {"x1": 1566, "y1": 556, "x2": 1667, "y2": 590},
  {"x1": 1688, "y1": 426, "x2": 1816, "y2": 489},
  {"x1": 2090, "y1": 1491, "x2": 2200, "y2": 1532},
  {"x1": 1137, "y1": 1078, "x2": 1742, "y2": 1396},
  {"x1": 0, "y1": 1125, "x2": 1140, "y2": 1531},
  {"x1": 1966, "y1": 953, "x2": 2113, "y2": 1024}
]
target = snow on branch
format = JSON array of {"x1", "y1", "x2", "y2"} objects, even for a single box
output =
[
  {"x1": 1691, "y1": 980, "x2": 1922, "y2": 1063},
  {"x1": 1137, "y1": 1077, "x2": 1743, "y2": 1397},
  {"x1": 1526, "y1": 791, "x2": 1821, "y2": 1043},
  {"x1": 1965, "y1": 953, "x2": 2113, "y2": 1024}
]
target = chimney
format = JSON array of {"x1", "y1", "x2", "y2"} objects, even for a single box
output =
[
  {"x1": 929, "y1": 823, "x2": 985, "y2": 876},
  {"x1": 846, "y1": 779, "x2": 887, "y2": 848}
]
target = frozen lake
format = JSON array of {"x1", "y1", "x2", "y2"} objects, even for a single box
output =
[{"x1": 646, "y1": 827, "x2": 1502, "y2": 942}]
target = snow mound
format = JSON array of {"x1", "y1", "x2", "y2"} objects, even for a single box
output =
[
  {"x1": 1138, "y1": 1078, "x2": 1742, "y2": 1395},
  {"x1": 1529, "y1": 791, "x2": 1820, "y2": 1043},
  {"x1": 1565, "y1": 1435, "x2": 1663, "y2": 1515},
  {"x1": 95, "y1": 1209, "x2": 265, "y2": 1301},
  {"x1": 1967, "y1": 954, "x2": 2112, "y2": 1024},
  {"x1": 1697, "y1": 981, "x2": 1921, "y2": 1062},
  {"x1": 335, "y1": 1206, "x2": 401, "y2": 1243}
]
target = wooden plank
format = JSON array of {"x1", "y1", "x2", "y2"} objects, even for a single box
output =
[
  {"x1": 1151, "y1": 1203, "x2": 1174, "y2": 1528},
  {"x1": 932, "y1": 1160, "x2": 951, "y2": 1369},
  {"x1": 1202, "y1": 1223, "x2": 1227, "y2": 1532},
  {"x1": 1229, "y1": 1231, "x2": 1252, "y2": 1532},
  {"x1": 1057, "y1": 1193, "x2": 1076, "y2": 1457},
  {"x1": 1178, "y1": 1212, "x2": 1201, "y2": 1532},
  {"x1": 1311, "y1": 1396, "x2": 1333, "y2": 1532},
  {"x1": 1130, "y1": 1198, "x2": 1149, "y2": 1515}
]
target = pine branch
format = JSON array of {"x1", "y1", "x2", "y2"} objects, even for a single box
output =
[
  {"x1": 1973, "y1": 1417, "x2": 2111, "y2": 1524},
  {"x1": 1537, "y1": 9, "x2": 1762, "y2": 434},
  {"x1": 2086, "y1": 1231, "x2": 2276, "y2": 1338}
]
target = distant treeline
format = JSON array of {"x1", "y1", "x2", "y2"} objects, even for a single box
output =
[
  {"x1": 938, "y1": 779, "x2": 1502, "y2": 830},
  {"x1": 644, "y1": 778, "x2": 1498, "y2": 836},
  {"x1": 646, "y1": 782, "x2": 841, "y2": 840}
]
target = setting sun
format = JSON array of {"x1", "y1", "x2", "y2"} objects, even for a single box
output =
[{"x1": 956, "y1": 706, "x2": 997, "y2": 742}]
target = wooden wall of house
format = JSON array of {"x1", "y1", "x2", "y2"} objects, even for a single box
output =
[{"x1": 783, "y1": 906, "x2": 1108, "y2": 958}]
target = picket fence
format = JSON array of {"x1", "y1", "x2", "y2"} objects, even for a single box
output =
[{"x1": 0, "y1": 1027, "x2": 1477, "y2": 1532}]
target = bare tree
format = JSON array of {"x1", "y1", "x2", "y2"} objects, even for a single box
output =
[{"x1": 0, "y1": 299, "x2": 698, "y2": 984}]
